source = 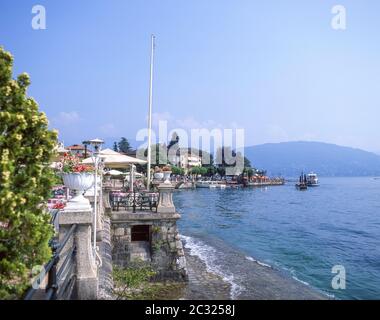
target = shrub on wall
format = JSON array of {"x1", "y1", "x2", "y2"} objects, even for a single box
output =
[{"x1": 0, "y1": 47, "x2": 58, "y2": 299}]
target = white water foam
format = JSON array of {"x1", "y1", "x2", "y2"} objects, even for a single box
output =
[
  {"x1": 181, "y1": 235, "x2": 244, "y2": 299},
  {"x1": 291, "y1": 275, "x2": 336, "y2": 299},
  {"x1": 277, "y1": 264, "x2": 334, "y2": 298},
  {"x1": 245, "y1": 256, "x2": 272, "y2": 268},
  {"x1": 292, "y1": 276, "x2": 310, "y2": 286},
  {"x1": 278, "y1": 265, "x2": 311, "y2": 287}
]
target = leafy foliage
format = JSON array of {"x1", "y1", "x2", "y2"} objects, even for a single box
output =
[
  {"x1": 189, "y1": 166, "x2": 208, "y2": 176},
  {"x1": 118, "y1": 137, "x2": 131, "y2": 153},
  {"x1": 171, "y1": 166, "x2": 185, "y2": 175},
  {"x1": 141, "y1": 143, "x2": 168, "y2": 166},
  {"x1": 167, "y1": 132, "x2": 179, "y2": 153},
  {"x1": 151, "y1": 239, "x2": 166, "y2": 252},
  {"x1": 58, "y1": 153, "x2": 93, "y2": 173},
  {"x1": 243, "y1": 167, "x2": 255, "y2": 177},
  {"x1": 112, "y1": 261, "x2": 187, "y2": 300},
  {"x1": 215, "y1": 146, "x2": 255, "y2": 176},
  {"x1": 0, "y1": 47, "x2": 57, "y2": 299},
  {"x1": 113, "y1": 261, "x2": 156, "y2": 289}
]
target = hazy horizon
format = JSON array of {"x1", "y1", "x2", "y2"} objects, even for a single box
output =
[
  {"x1": 1, "y1": 1, "x2": 380, "y2": 154},
  {"x1": 93, "y1": 136, "x2": 380, "y2": 157}
]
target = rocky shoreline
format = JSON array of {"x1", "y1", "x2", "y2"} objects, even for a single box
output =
[
  {"x1": 102, "y1": 235, "x2": 328, "y2": 300},
  {"x1": 181, "y1": 247, "x2": 327, "y2": 300},
  {"x1": 119, "y1": 245, "x2": 328, "y2": 300},
  {"x1": 179, "y1": 248, "x2": 232, "y2": 300}
]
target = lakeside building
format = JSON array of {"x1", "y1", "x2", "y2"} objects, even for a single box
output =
[
  {"x1": 51, "y1": 142, "x2": 69, "y2": 163},
  {"x1": 66, "y1": 144, "x2": 92, "y2": 158},
  {"x1": 169, "y1": 148, "x2": 202, "y2": 174},
  {"x1": 179, "y1": 153, "x2": 202, "y2": 173},
  {"x1": 55, "y1": 142, "x2": 68, "y2": 156}
]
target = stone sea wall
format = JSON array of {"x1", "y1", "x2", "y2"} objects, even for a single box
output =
[
  {"x1": 150, "y1": 220, "x2": 187, "y2": 281},
  {"x1": 111, "y1": 213, "x2": 188, "y2": 282}
]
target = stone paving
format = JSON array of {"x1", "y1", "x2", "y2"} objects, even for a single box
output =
[{"x1": 179, "y1": 249, "x2": 232, "y2": 300}]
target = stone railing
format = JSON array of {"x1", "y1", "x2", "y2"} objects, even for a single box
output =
[
  {"x1": 104, "y1": 181, "x2": 176, "y2": 214},
  {"x1": 58, "y1": 207, "x2": 98, "y2": 299}
]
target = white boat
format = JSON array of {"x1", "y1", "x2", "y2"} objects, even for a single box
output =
[
  {"x1": 306, "y1": 173, "x2": 319, "y2": 187},
  {"x1": 196, "y1": 181, "x2": 226, "y2": 189}
]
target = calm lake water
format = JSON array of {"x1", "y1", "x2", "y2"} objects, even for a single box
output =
[{"x1": 174, "y1": 177, "x2": 380, "y2": 300}]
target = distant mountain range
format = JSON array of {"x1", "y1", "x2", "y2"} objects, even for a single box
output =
[
  {"x1": 244, "y1": 141, "x2": 380, "y2": 177},
  {"x1": 101, "y1": 138, "x2": 380, "y2": 177}
]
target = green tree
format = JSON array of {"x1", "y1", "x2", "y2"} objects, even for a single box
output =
[
  {"x1": 200, "y1": 150, "x2": 215, "y2": 176},
  {"x1": 206, "y1": 166, "x2": 217, "y2": 176},
  {"x1": 215, "y1": 147, "x2": 245, "y2": 176},
  {"x1": 140, "y1": 143, "x2": 167, "y2": 166},
  {"x1": 189, "y1": 167, "x2": 200, "y2": 175},
  {"x1": 118, "y1": 137, "x2": 131, "y2": 153},
  {"x1": 215, "y1": 146, "x2": 236, "y2": 168},
  {"x1": 0, "y1": 47, "x2": 58, "y2": 299},
  {"x1": 216, "y1": 166, "x2": 226, "y2": 177},
  {"x1": 242, "y1": 156, "x2": 256, "y2": 177},
  {"x1": 244, "y1": 156, "x2": 251, "y2": 168},
  {"x1": 113, "y1": 141, "x2": 118, "y2": 152},
  {"x1": 167, "y1": 132, "x2": 180, "y2": 165},
  {"x1": 243, "y1": 167, "x2": 255, "y2": 178},
  {"x1": 199, "y1": 167, "x2": 208, "y2": 176},
  {"x1": 189, "y1": 166, "x2": 207, "y2": 176},
  {"x1": 171, "y1": 166, "x2": 184, "y2": 175},
  {"x1": 167, "y1": 132, "x2": 179, "y2": 151}
]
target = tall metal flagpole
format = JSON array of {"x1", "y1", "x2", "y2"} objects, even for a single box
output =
[{"x1": 147, "y1": 34, "x2": 155, "y2": 191}]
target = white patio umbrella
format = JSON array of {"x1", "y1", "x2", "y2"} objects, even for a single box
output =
[
  {"x1": 104, "y1": 169, "x2": 125, "y2": 188},
  {"x1": 83, "y1": 149, "x2": 147, "y2": 190},
  {"x1": 104, "y1": 169, "x2": 125, "y2": 176},
  {"x1": 82, "y1": 148, "x2": 147, "y2": 168},
  {"x1": 124, "y1": 172, "x2": 143, "y2": 178}
]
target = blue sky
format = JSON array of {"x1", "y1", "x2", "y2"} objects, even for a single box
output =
[{"x1": 1, "y1": 0, "x2": 379, "y2": 153}]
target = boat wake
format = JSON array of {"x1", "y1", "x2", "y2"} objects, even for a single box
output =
[{"x1": 181, "y1": 235, "x2": 244, "y2": 299}]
